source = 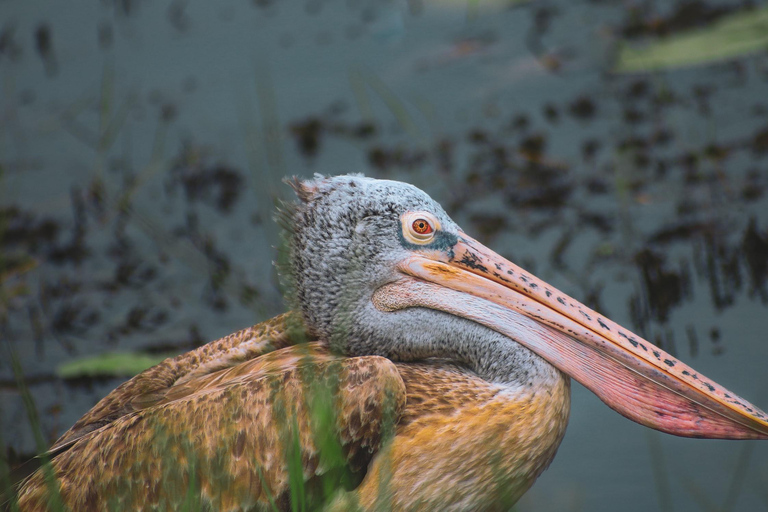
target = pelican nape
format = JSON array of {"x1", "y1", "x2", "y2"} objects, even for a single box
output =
[{"x1": 17, "y1": 175, "x2": 768, "y2": 510}]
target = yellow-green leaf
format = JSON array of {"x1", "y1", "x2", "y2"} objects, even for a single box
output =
[
  {"x1": 615, "y1": 6, "x2": 768, "y2": 73},
  {"x1": 57, "y1": 352, "x2": 170, "y2": 379}
]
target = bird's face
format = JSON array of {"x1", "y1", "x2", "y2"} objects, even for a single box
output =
[
  {"x1": 288, "y1": 174, "x2": 459, "y2": 344},
  {"x1": 288, "y1": 174, "x2": 768, "y2": 440}
]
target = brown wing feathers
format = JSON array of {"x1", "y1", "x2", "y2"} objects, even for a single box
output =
[
  {"x1": 17, "y1": 315, "x2": 572, "y2": 511},
  {"x1": 49, "y1": 312, "x2": 306, "y2": 453},
  {"x1": 18, "y1": 342, "x2": 406, "y2": 511}
]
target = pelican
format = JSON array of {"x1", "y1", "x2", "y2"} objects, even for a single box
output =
[{"x1": 16, "y1": 174, "x2": 768, "y2": 511}]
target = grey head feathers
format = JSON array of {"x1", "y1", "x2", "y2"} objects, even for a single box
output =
[
  {"x1": 287, "y1": 174, "x2": 455, "y2": 338},
  {"x1": 283, "y1": 174, "x2": 560, "y2": 388}
]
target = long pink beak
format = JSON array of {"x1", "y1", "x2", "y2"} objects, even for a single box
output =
[{"x1": 373, "y1": 232, "x2": 768, "y2": 439}]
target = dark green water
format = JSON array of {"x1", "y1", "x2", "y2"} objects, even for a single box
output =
[{"x1": 2, "y1": 1, "x2": 768, "y2": 510}]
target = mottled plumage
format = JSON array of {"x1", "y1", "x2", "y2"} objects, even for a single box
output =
[
  {"x1": 50, "y1": 312, "x2": 306, "y2": 454},
  {"x1": 16, "y1": 174, "x2": 768, "y2": 511},
  {"x1": 19, "y1": 342, "x2": 406, "y2": 510},
  {"x1": 331, "y1": 363, "x2": 570, "y2": 511},
  {"x1": 18, "y1": 329, "x2": 569, "y2": 511}
]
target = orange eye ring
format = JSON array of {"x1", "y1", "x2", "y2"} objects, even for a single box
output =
[{"x1": 412, "y1": 219, "x2": 433, "y2": 235}]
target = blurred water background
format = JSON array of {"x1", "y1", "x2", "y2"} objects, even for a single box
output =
[{"x1": 2, "y1": 0, "x2": 768, "y2": 510}]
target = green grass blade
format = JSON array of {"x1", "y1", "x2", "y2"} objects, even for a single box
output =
[{"x1": 6, "y1": 343, "x2": 67, "y2": 511}]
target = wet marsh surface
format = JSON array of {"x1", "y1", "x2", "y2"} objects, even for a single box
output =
[{"x1": 2, "y1": 0, "x2": 768, "y2": 510}]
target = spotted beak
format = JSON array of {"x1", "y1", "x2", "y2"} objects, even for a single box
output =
[{"x1": 374, "y1": 232, "x2": 768, "y2": 440}]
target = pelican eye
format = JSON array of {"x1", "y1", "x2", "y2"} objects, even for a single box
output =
[
  {"x1": 402, "y1": 211, "x2": 440, "y2": 244},
  {"x1": 412, "y1": 219, "x2": 432, "y2": 234}
]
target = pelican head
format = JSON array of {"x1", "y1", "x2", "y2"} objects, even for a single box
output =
[
  {"x1": 288, "y1": 174, "x2": 525, "y2": 376},
  {"x1": 288, "y1": 174, "x2": 768, "y2": 440}
]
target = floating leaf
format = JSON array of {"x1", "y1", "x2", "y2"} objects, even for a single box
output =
[
  {"x1": 57, "y1": 352, "x2": 170, "y2": 379},
  {"x1": 615, "y1": 6, "x2": 768, "y2": 73}
]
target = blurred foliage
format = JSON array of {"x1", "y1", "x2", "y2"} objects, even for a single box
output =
[
  {"x1": 56, "y1": 352, "x2": 171, "y2": 379},
  {"x1": 615, "y1": 5, "x2": 768, "y2": 72}
]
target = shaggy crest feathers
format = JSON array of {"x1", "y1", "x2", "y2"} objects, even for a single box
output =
[
  {"x1": 275, "y1": 174, "x2": 360, "y2": 330},
  {"x1": 286, "y1": 173, "x2": 368, "y2": 204}
]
